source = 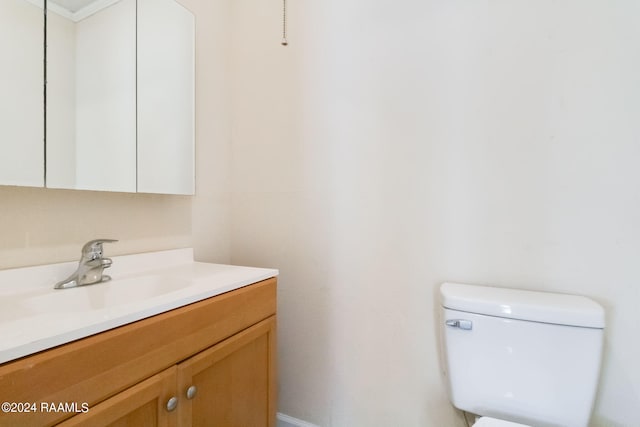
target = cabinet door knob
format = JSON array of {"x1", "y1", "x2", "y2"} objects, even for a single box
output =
[
  {"x1": 186, "y1": 385, "x2": 198, "y2": 400},
  {"x1": 166, "y1": 396, "x2": 178, "y2": 412}
]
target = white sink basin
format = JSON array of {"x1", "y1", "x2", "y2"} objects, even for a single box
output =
[
  {"x1": 0, "y1": 248, "x2": 278, "y2": 364},
  {"x1": 23, "y1": 274, "x2": 192, "y2": 313}
]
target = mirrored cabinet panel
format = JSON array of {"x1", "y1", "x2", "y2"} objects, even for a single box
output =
[
  {"x1": 47, "y1": 0, "x2": 137, "y2": 192},
  {"x1": 0, "y1": 0, "x2": 44, "y2": 187},
  {"x1": 137, "y1": 0, "x2": 194, "y2": 195},
  {"x1": 47, "y1": 0, "x2": 194, "y2": 195},
  {"x1": 0, "y1": 0, "x2": 195, "y2": 195}
]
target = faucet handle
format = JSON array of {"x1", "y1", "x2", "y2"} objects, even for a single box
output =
[{"x1": 81, "y1": 239, "x2": 118, "y2": 260}]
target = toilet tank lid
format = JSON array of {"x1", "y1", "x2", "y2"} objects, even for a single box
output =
[{"x1": 440, "y1": 282, "x2": 605, "y2": 328}]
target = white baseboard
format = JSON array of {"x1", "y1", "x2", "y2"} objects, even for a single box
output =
[{"x1": 277, "y1": 412, "x2": 320, "y2": 427}]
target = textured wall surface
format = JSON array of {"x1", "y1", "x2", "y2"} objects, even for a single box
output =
[{"x1": 229, "y1": 1, "x2": 640, "y2": 426}]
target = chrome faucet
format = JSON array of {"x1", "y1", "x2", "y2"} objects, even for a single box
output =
[{"x1": 54, "y1": 239, "x2": 118, "y2": 289}]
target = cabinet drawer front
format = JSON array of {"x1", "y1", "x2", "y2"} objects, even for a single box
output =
[{"x1": 0, "y1": 278, "x2": 276, "y2": 426}]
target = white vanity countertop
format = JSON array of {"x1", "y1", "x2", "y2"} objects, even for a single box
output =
[{"x1": 0, "y1": 249, "x2": 278, "y2": 365}]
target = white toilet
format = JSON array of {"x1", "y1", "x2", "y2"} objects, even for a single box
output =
[{"x1": 440, "y1": 282, "x2": 605, "y2": 427}]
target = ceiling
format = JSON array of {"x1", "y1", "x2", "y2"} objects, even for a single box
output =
[
  {"x1": 47, "y1": 0, "x2": 120, "y2": 22},
  {"x1": 49, "y1": 0, "x2": 103, "y2": 13}
]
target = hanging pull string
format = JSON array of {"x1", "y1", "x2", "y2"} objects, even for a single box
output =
[{"x1": 281, "y1": 0, "x2": 288, "y2": 46}]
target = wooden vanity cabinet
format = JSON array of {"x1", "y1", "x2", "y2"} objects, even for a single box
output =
[{"x1": 0, "y1": 278, "x2": 277, "y2": 427}]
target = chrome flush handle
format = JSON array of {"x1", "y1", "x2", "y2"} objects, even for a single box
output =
[{"x1": 445, "y1": 319, "x2": 473, "y2": 330}]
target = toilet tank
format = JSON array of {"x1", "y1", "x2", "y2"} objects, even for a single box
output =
[{"x1": 440, "y1": 283, "x2": 605, "y2": 427}]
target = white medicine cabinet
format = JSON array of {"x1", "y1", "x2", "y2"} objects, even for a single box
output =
[{"x1": 1, "y1": 0, "x2": 195, "y2": 195}]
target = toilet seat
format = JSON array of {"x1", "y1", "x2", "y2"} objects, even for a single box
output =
[{"x1": 472, "y1": 416, "x2": 531, "y2": 427}]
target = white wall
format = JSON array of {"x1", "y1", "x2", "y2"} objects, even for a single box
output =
[
  {"x1": 229, "y1": 1, "x2": 640, "y2": 426},
  {"x1": 178, "y1": 0, "x2": 233, "y2": 263}
]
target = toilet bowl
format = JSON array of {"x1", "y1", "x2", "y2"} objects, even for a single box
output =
[{"x1": 472, "y1": 416, "x2": 530, "y2": 427}]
